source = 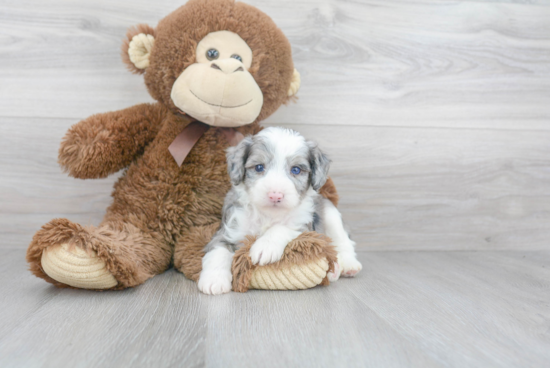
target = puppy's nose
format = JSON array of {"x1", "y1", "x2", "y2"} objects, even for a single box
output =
[{"x1": 268, "y1": 191, "x2": 284, "y2": 203}]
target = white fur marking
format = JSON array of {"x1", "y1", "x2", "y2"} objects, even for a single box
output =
[
  {"x1": 249, "y1": 224, "x2": 301, "y2": 265},
  {"x1": 323, "y1": 199, "x2": 363, "y2": 277},
  {"x1": 224, "y1": 185, "x2": 316, "y2": 245},
  {"x1": 338, "y1": 252, "x2": 362, "y2": 277},
  {"x1": 327, "y1": 261, "x2": 341, "y2": 282},
  {"x1": 198, "y1": 246, "x2": 233, "y2": 295}
]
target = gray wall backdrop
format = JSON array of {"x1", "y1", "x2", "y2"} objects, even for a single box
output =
[{"x1": 1, "y1": 0, "x2": 549, "y2": 251}]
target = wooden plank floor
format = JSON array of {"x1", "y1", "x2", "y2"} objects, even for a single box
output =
[{"x1": 0, "y1": 250, "x2": 549, "y2": 368}]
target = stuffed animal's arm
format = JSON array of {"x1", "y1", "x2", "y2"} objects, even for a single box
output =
[{"x1": 58, "y1": 103, "x2": 167, "y2": 179}]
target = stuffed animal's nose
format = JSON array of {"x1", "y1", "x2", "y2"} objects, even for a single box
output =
[
  {"x1": 210, "y1": 58, "x2": 244, "y2": 74},
  {"x1": 268, "y1": 191, "x2": 284, "y2": 203}
]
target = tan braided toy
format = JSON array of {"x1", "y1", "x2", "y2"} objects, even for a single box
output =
[
  {"x1": 249, "y1": 260, "x2": 329, "y2": 290},
  {"x1": 177, "y1": 227, "x2": 338, "y2": 292},
  {"x1": 232, "y1": 232, "x2": 337, "y2": 292}
]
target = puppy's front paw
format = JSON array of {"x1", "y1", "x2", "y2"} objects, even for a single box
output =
[
  {"x1": 198, "y1": 271, "x2": 232, "y2": 295},
  {"x1": 250, "y1": 238, "x2": 285, "y2": 266},
  {"x1": 327, "y1": 261, "x2": 341, "y2": 282},
  {"x1": 338, "y1": 253, "x2": 362, "y2": 277}
]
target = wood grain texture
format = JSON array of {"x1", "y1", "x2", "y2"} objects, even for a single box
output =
[
  {"x1": 0, "y1": 0, "x2": 549, "y2": 129},
  {"x1": 278, "y1": 123, "x2": 550, "y2": 251},
  {"x1": 4, "y1": 116, "x2": 550, "y2": 250},
  {"x1": 0, "y1": 116, "x2": 120, "y2": 249},
  {"x1": 1, "y1": 250, "x2": 549, "y2": 368},
  {"x1": 2, "y1": 0, "x2": 550, "y2": 251}
]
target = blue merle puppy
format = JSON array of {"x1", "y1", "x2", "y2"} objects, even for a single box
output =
[{"x1": 198, "y1": 127, "x2": 362, "y2": 294}]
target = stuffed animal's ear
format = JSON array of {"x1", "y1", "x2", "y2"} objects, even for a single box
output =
[
  {"x1": 227, "y1": 136, "x2": 253, "y2": 185},
  {"x1": 288, "y1": 69, "x2": 301, "y2": 97},
  {"x1": 308, "y1": 141, "x2": 331, "y2": 191},
  {"x1": 121, "y1": 24, "x2": 156, "y2": 74}
]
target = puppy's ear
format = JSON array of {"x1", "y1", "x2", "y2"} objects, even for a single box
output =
[
  {"x1": 308, "y1": 141, "x2": 331, "y2": 191},
  {"x1": 227, "y1": 136, "x2": 253, "y2": 185}
]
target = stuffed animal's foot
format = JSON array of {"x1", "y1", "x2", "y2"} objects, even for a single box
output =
[
  {"x1": 42, "y1": 243, "x2": 118, "y2": 289},
  {"x1": 198, "y1": 270, "x2": 232, "y2": 295},
  {"x1": 327, "y1": 261, "x2": 341, "y2": 282},
  {"x1": 28, "y1": 218, "x2": 172, "y2": 290},
  {"x1": 338, "y1": 252, "x2": 362, "y2": 277}
]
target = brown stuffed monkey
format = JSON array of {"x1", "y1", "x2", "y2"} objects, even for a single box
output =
[{"x1": 26, "y1": 0, "x2": 339, "y2": 291}]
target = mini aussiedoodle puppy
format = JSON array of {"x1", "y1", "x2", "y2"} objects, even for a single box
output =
[{"x1": 198, "y1": 127, "x2": 362, "y2": 294}]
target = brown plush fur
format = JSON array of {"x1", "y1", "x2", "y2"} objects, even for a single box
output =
[
  {"x1": 26, "y1": 0, "x2": 339, "y2": 290},
  {"x1": 142, "y1": 0, "x2": 295, "y2": 120},
  {"x1": 27, "y1": 218, "x2": 172, "y2": 290},
  {"x1": 319, "y1": 177, "x2": 339, "y2": 207},
  {"x1": 58, "y1": 103, "x2": 168, "y2": 179},
  {"x1": 173, "y1": 223, "x2": 219, "y2": 282}
]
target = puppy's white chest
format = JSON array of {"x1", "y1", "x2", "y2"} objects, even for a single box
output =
[
  {"x1": 245, "y1": 213, "x2": 275, "y2": 237},
  {"x1": 243, "y1": 205, "x2": 309, "y2": 237}
]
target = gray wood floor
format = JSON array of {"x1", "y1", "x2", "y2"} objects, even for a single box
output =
[
  {"x1": 1, "y1": 249, "x2": 549, "y2": 368},
  {"x1": 1, "y1": 0, "x2": 550, "y2": 366}
]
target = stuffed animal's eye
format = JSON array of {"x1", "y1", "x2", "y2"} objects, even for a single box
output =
[
  {"x1": 255, "y1": 164, "x2": 264, "y2": 173},
  {"x1": 291, "y1": 166, "x2": 301, "y2": 175},
  {"x1": 206, "y1": 49, "x2": 219, "y2": 60},
  {"x1": 231, "y1": 54, "x2": 243, "y2": 63}
]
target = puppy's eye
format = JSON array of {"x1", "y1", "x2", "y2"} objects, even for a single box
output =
[
  {"x1": 291, "y1": 166, "x2": 301, "y2": 175},
  {"x1": 206, "y1": 49, "x2": 219, "y2": 60},
  {"x1": 255, "y1": 164, "x2": 265, "y2": 173},
  {"x1": 231, "y1": 54, "x2": 243, "y2": 63}
]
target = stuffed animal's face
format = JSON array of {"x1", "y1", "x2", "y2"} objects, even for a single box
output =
[
  {"x1": 122, "y1": 0, "x2": 300, "y2": 127},
  {"x1": 170, "y1": 30, "x2": 263, "y2": 127}
]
